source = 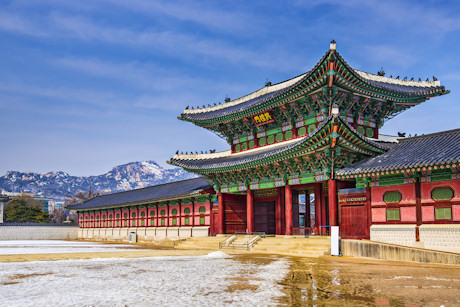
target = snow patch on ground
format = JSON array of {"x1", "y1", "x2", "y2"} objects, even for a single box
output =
[
  {"x1": 204, "y1": 251, "x2": 232, "y2": 258},
  {"x1": 0, "y1": 254, "x2": 290, "y2": 306}
]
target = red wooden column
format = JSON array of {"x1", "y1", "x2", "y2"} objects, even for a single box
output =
[
  {"x1": 328, "y1": 180, "x2": 338, "y2": 227},
  {"x1": 276, "y1": 187, "x2": 283, "y2": 234},
  {"x1": 208, "y1": 197, "x2": 214, "y2": 235},
  {"x1": 246, "y1": 189, "x2": 254, "y2": 233},
  {"x1": 305, "y1": 192, "x2": 311, "y2": 227},
  {"x1": 314, "y1": 183, "x2": 322, "y2": 234},
  {"x1": 285, "y1": 185, "x2": 293, "y2": 235},
  {"x1": 217, "y1": 192, "x2": 224, "y2": 234}
]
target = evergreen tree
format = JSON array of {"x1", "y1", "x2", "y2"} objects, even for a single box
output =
[{"x1": 4, "y1": 194, "x2": 51, "y2": 223}]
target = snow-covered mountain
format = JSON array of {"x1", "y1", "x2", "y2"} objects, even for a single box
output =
[{"x1": 0, "y1": 161, "x2": 197, "y2": 201}]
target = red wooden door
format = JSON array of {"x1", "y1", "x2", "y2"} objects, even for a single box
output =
[
  {"x1": 340, "y1": 205, "x2": 367, "y2": 239},
  {"x1": 254, "y1": 201, "x2": 276, "y2": 234}
]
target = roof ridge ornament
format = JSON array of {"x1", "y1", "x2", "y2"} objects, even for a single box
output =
[{"x1": 330, "y1": 40, "x2": 336, "y2": 50}]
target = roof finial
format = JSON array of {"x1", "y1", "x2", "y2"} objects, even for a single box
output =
[{"x1": 330, "y1": 40, "x2": 336, "y2": 51}]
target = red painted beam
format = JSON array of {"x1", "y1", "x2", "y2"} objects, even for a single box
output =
[
  {"x1": 246, "y1": 190, "x2": 254, "y2": 233},
  {"x1": 285, "y1": 185, "x2": 293, "y2": 235}
]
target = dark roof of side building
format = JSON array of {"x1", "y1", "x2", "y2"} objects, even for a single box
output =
[
  {"x1": 0, "y1": 195, "x2": 11, "y2": 202},
  {"x1": 336, "y1": 128, "x2": 460, "y2": 176},
  {"x1": 67, "y1": 177, "x2": 212, "y2": 210}
]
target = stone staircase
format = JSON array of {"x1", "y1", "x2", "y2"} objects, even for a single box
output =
[
  {"x1": 177, "y1": 235, "x2": 331, "y2": 257},
  {"x1": 176, "y1": 236, "x2": 228, "y2": 250},
  {"x1": 250, "y1": 236, "x2": 331, "y2": 257}
]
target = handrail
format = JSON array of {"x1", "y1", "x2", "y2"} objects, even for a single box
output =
[{"x1": 219, "y1": 232, "x2": 265, "y2": 250}]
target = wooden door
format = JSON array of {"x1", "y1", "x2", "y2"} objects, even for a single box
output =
[
  {"x1": 254, "y1": 201, "x2": 276, "y2": 234},
  {"x1": 340, "y1": 205, "x2": 367, "y2": 239}
]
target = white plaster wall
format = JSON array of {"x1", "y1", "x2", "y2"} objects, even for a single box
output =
[
  {"x1": 420, "y1": 224, "x2": 460, "y2": 254},
  {"x1": 370, "y1": 225, "x2": 417, "y2": 247},
  {"x1": 77, "y1": 226, "x2": 210, "y2": 242},
  {"x1": 179, "y1": 227, "x2": 193, "y2": 239},
  {"x1": 0, "y1": 226, "x2": 78, "y2": 240},
  {"x1": 192, "y1": 226, "x2": 210, "y2": 237}
]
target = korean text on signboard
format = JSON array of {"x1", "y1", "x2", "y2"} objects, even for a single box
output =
[{"x1": 253, "y1": 112, "x2": 274, "y2": 126}]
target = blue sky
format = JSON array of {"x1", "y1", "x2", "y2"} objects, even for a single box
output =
[{"x1": 1, "y1": 0, "x2": 459, "y2": 176}]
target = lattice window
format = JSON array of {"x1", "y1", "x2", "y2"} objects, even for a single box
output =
[
  {"x1": 435, "y1": 208, "x2": 452, "y2": 220},
  {"x1": 275, "y1": 133, "x2": 283, "y2": 142},
  {"x1": 383, "y1": 191, "x2": 402, "y2": 203},
  {"x1": 199, "y1": 206, "x2": 206, "y2": 225},
  {"x1": 285, "y1": 130, "x2": 293, "y2": 140},
  {"x1": 431, "y1": 187, "x2": 454, "y2": 201},
  {"x1": 298, "y1": 126, "x2": 307, "y2": 136},
  {"x1": 386, "y1": 209, "x2": 400, "y2": 221},
  {"x1": 267, "y1": 135, "x2": 275, "y2": 144},
  {"x1": 366, "y1": 128, "x2": 374, "y2": 138}
]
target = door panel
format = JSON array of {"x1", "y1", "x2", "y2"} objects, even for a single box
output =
[{"x1": 340, "y1": 205, "x2": 367, "y2": 239}]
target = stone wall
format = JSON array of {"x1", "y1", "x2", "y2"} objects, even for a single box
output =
[
  {"x1": 370, "y1": 224, "x2": 460, "y2": 254},
  {"x1": 0, "y1": 226, "x2": 78, "y2": 240},
  {"x1": 78, "y1": 226, "x2": 210, "y2": 243},
  {"x1": 341, "y1": 239, "x2": 460, "y2": 265},
  {"x1": 419, "y1": 224, "x2": 460, "y2": 254},
  {"x1": 370, "y1": 224, "x2": 417, "y2": 247}
]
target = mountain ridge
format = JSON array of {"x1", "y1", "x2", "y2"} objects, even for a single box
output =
[{"x1": 0, "y1": 161, "x2": 197, "y2": 201}]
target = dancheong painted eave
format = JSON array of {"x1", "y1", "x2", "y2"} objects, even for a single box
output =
[
  {"x1": 67, "y1": 177, "x2": 212, "y2": 211},
  {"x1": 168, "y1": 114, "x2": 389, "y2": 174},
  {"x1": 336, "y1": 128, "x2": 460, "y2": 178},
  {"x1": 178, "y1": 41, "x2": 449, "y2": 126}
]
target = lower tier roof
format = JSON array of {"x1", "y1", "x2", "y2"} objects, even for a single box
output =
[
  {"x1": 68, "y1": 177, "x2": 212, "y2": 211},
  {"x1": 169, "y1": 115, "x2": 389, "y2": 172}
]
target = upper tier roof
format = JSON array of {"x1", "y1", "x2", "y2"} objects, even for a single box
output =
[
  {"x1": 336, "y1": 128, "x2": 460, "y2": 176},
  {"x1": 179, "y1": 42, "x2": 448, "y2": 124},
  {"x1": 67, "y1": 177, "x2": 211, "y2": 210}
]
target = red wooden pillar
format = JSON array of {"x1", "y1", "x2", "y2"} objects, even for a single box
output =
[
  {"x1": 365, "y1": 185, "x2": 372, "y2": 239},
  {"x1": 305, "y1": 192, "x2": 311, "y2": 227},
  {"x1": 209, "y1": 198, "x2": 214, "y2": 235},
  {"x1": 328, "y1": 180, "x2": 338, "y2": 227},
  {"x1": 246, "y1": 189, "x2": 254, "y2": 233},
  {"x1": 415, "y1": 178, "x2": 422, "y2": 241},
  {"x1": 218, "y1": 192, "x2": 224, "y2": 234},
  {"x1": 178, "y1": 201, "x2": 182, "y2": 227},
  {"x1": 191, "y1": 199, "x2": 195, "y2": 227},
  {"x1": 276, "y1": 187, "x2": 283, "y2": 234},
  {"x1": 285, "y1": 185, "x2": 293, "y2": 235},
  {"x1": 314, "y1": 183, "x2": 322, "y2": 234}
]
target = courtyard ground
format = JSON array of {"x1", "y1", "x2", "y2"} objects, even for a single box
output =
[{"x1": 0, "y1": 240, "x2": 459, "y2": 306}]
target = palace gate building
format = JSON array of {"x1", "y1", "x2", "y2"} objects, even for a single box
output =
[{"x1": 70, "y1": 42, "x2": 460, "y2": 252}]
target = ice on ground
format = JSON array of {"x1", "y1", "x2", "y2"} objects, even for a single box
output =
[
  {"x1": 0, "y1": 254, "x2": 290, "y2": 306},
  {"x1": 0, "y1": 240, "x2": 140, "y2": 255}
]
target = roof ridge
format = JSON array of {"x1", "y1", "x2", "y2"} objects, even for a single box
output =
[
  {"x1": 86, "y1": 176, "x2": 204, "y2": 200},
  {"x1": 398, "y1": 128, "x2": 460, "y2": 142}
]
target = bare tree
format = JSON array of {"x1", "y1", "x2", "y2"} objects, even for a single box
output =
[{"x1": 64, "y1": 188, "x2": 102, "y2": 207}]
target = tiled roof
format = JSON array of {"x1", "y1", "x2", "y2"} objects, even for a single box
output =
[
  {"x1": 336, "y1": 128, "x2": 460, "y2": 176},
  {"x1": 170, "y1": 115, "x2": 388, "y2": 171},
  {"x1": 67, "y1": 177, "x2": 212, "y2": 210},
  {"x1": 179, "y1": 47, "x2": 447, "y2": 123}
]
